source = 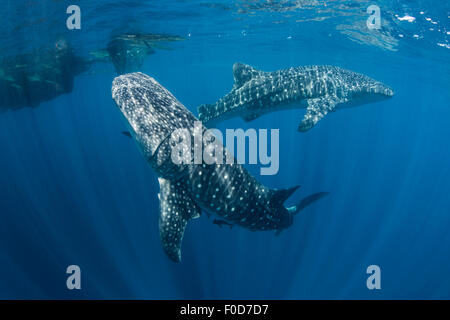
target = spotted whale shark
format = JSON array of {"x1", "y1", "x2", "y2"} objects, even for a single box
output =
[
  {"x1": 198, "y1": 63, "x2": 394, "y2": 132},
  {"x1": 112, "y1": 72, "x2": 328, "y2": 262}
]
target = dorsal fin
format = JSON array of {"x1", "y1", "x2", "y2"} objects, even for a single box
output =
[
  {"x1": 271, "y1": 185, "x2": 300, "y2": 205},
  {"x1": 233, "y1": 62, "x2": 260, "y2": 88}
]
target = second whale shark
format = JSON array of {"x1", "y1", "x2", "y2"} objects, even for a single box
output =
[{"x1": 198, "y1": 63, "x2": 394, "y2": 132}]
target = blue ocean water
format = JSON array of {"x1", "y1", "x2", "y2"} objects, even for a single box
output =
[{"x1": 0, "y1": 0, "x2": 449, "y2": 299}]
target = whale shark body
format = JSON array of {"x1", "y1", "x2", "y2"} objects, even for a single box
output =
[
  {"x1": 112, "y1": 72, "x2": 327, "y2": 262},
  {"x1": 198, "y1": 63, "x2": 394, "y2": 131}
]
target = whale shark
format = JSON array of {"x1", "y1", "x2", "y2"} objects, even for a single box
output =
[
  {"x1": 198, "y1": 63, "x2": 394, "y2": 132},
  {"x1": 112, "y1": 72, "x2": 328, "y2": 262}
]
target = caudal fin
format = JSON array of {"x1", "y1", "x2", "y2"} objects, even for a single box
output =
[{"x1": 287, "y1": 192, "x2": 329, "y2": 215}]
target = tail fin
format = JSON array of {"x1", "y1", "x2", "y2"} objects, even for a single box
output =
[{"x1": 287, "y1": 192, "x2": 329, "y2": 215}]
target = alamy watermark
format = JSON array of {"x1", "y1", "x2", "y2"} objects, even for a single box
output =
[
  {"x1": 170, "y1": 121, "x2": 279, "y2": 176},
  {"x1": 367, "y1": 5, "x2": 381, "y2": 30}
]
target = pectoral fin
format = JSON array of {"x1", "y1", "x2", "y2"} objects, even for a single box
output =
[
  {"x1": 298, "y1": 97, "x2": 342, "y2": 132},
  {"x1": 158, "y1": 178, "x2": 201, "y2": 262}
]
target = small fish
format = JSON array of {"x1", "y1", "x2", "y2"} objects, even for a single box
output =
[
  {"x1": 3, "y1": 75, "x2": 16, "y2": 82},
  {"x1": 213, "y1": 219, "x2": 234, "y2": 229},
  {"x1": 44, "y1": 79, "x2": 58, "y2": 86}
]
